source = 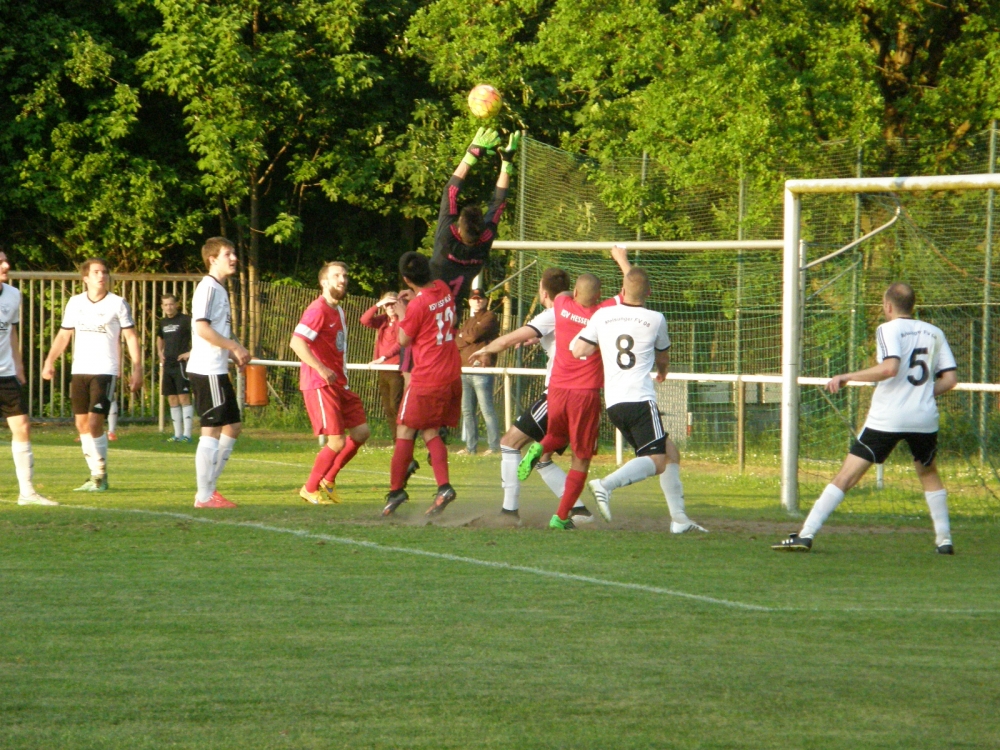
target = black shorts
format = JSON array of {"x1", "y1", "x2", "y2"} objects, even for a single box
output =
[
  {"x1": 189, "y1": 373, "x2": 241, "y2": 427},
  {"x1": 850, "y1": 427, "x2": 938, "y2": 467},
  {"x1": 0, "y1": 376, "x2": 28, "y2": 419},
  {"x1": 163, "y1": 361, "x2": 191, "y2": 397},
  {"x1": 71, "y1": 374, "x2": 115, "y2": 416},
  {"x1": 513, "y1": 392, "x2": 548, "y2": 442},
  {"x1": 607, "y1": 400, "x2": 668, "y2": 457}
]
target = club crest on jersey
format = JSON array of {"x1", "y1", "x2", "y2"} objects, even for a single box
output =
[
  {"x1": 336, "y1": 329, "x2": 346, "y2": 351},
  {"x1": 0, "y1": 305, "x2": 9, "y2": 316}
]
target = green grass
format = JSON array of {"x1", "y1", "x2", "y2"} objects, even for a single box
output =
[{"x1": 2, "y1": 426, "x2": 998, "y2": 748}]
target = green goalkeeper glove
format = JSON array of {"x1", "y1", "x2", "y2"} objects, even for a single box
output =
[
  {"x1": 499, "y1": 131, "x2": 521, "y2": 174},
  {"x1": 462, "y1": 127, "x2": 500, "y2": 167}
]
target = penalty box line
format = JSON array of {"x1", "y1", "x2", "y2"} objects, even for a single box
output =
[{"x1": 62, "y1": 503, "x2": 773, "y2": 613}]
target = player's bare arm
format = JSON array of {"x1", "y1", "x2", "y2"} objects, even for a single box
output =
[
  {"x1": 827, "y1": 358, "x2": 900, "y2": 394},
  {"x1": 571, "y1": 336, "x2": 598, "y2": 359},
  {"x1": 10, "y1": 324, "x2": 25, "y2": 385},
  {"x1": 157, "y1": 335, "x2": 165, "y2": 364},
  {"x1": 195, "y1": 320, "x2": 250, "y2": 367},
  {"x1": 288, "y1": 335, "x2": 336, "y2": 386},
  {"x1": 611, "y1": 244, "x2": 632, "y2": 274},
  {"x1": 122, "y1": 327, "x2": 144, "y2": 392},
  {"x1": 654, "y1": 348, "x2": 670, "y2": 382},
  {"x1": 470, "y1": 325, "x2": 537, "y2": 365},
  {"x1": 934, "y1": 369, "x2": 958, "y2": 396},
  {"x1": 41, "y1": 328, "x2": 74, "y2": 380}
]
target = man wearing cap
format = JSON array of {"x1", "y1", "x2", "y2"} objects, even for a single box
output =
[
  {"x1": 455, "y1": 289, "x2": 501, "y2": 455},
  {"x1": 361, "y1": 292, "x2": 404, "y2": 426}
]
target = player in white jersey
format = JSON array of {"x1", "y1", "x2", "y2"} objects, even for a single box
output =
[
  {"x1": 0, "y1": 251, "x2": 56, "y2": 506},
  {"x1": 42, "y1": 258, "x2": 142, "y2": 492},
  {"x1": 573, "y1": 267, "x2": 707, "y2": 533},
  {"x1": 773, "y1": 282, "x2": 958, "y2": 554},
  {"x1": 469, "y1": 267, "x2": 592, "y2": 521},
  {"x1": 187, "y1": 237, "x2": 250, "y2": 509}
]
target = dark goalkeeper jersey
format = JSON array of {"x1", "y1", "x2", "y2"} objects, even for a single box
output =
[
  {"x1": 157, "y1": 313, "x2": 192, "y2": 366},
  {"x1": 430, "y1": 175, "x2": 507, "y2": 309}
]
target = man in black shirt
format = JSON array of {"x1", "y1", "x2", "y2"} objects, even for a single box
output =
[
  {"x1": 157, "y1": 293, "x2": 193, "y2": 442},
  {"x1": 430, "y1": 127, "x2": 518, "y2": 314}
]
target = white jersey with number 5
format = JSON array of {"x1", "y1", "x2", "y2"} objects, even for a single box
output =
[
  {"x1": 863, "y1": 317, "x2": 957, "y2": 433},
  {"x1": 578, "y1": 304, "x2": 670, "y2": 408}
]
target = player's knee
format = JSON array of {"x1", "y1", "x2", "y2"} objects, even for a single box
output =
[
  {"x1": 351, "y1": 424, "x2": 371, "y2": 445},
  {"x1": 328, "y1": 434, "x2": 346, "y2": 453},
  {"x1": 224, "y1": 422, "x2": 242, "y2": 439},
  {"x1": 650, "y1": 453, "x2": 668, "y2": 474},
  {"x1": 501, "y1": 428, "x2": 527, "y2": 450},
  {"x1": 167, "y1": 396, "x2": 179, "y2": 407}
]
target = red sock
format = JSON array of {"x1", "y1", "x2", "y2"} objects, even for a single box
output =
[
  {"x1": 426, "y1": 436, "x2": 450, "y2": 487},
  {"x1": 324, "y1": 437, "x2": 360, "y2": 482},
  {"x1": 540, "y1": 435, "x2": 566, "y2": 455},
  {"x1": 306, "y1": 446, "x2": 338, "y2": 492},
  {"x1": 557, "y1": 469, "x2": 587, "y2": 520},
  {"x1": 390, "y1": 439, "x2": 415, "y2": 492}
]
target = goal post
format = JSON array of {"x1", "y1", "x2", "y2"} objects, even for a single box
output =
[{"x1": 781, "y1": 173, "x2": 1000, "y2": 514}]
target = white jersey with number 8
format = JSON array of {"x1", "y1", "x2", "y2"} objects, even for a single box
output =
[
  {"x1": 577, "y1": 304, "x2": 670, "y2": 409},
  {"x1": 863, "y1": 317, "x2": 957, "y2": 433}
]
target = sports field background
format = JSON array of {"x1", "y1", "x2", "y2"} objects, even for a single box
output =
[{"x1": 2, "y1": 426, "x2": 998, "y2": 748}]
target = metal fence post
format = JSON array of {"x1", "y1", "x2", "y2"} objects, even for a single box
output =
[{"x1": 980, "y1": 120, "x2": 997, "y2": 462}]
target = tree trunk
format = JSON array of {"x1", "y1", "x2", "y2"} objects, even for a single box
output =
[{"x1": 248, "y1": 165, "x2": 261, "y2": 356}]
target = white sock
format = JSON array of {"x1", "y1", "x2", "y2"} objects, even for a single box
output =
[
  {"x1": 196, "y1": 436, "x2": 219, "y2": 501},
  {"x1": 213, "y1": 434, "x2": 237, "y2": 483},
  {"x1": 11, "y1": 441, "x2": 34, "y2": 496},
  {"x1": 108, "y1": 402, "x2": 118, "y2": 433},
  {"x1": 182, "y1": 405, "x2": 194, "y2": 438},
  {"x1": 800, "y1": 483, "x2": 846, "y2": 538},
  {"x1": 80, "y1": 434, "x2": 102, "y2": 477},
  {"x1": 94, "y1": 433, "x2": 108, "y2": 476},
  {"x1": 659, "y1": 463, "x2": 690, "y2": 524},
  {"x1": 500, "y1": 447, "x2": 521, "y2": 511},
  {"x1": 170, "y1": 406, "x2": 183, "y2": 438},
  {"x1": 924, "y1": 489, "x2": 951, "y2": 546},
  {"x1": 600, "y1": 456, "x2": 657, "y2": 492},
  {"x1": 536, "y1": 459, "x2": 566, "y2": 498}
]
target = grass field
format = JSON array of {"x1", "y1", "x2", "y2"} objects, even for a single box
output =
[{"x1": 2, "y1": 426, "x2": 999, "y2": 749}]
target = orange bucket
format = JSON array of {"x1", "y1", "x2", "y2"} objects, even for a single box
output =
[{"x1": 244, "y1": 364, "x2": 269, "y2": 406}]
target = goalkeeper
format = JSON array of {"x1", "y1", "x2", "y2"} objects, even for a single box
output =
[{"x1": 431, "y1": 127, "x2": 518, "y2": 313}]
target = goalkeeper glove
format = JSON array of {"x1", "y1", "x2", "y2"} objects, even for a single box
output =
[
  {"x1": 463, "y1": 127, "x2": 500, "y2": 167},
  {"x1": 499, "y1": 131, "x2": 521, "y2": 175}
]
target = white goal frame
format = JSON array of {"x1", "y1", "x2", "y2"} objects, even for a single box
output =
[{"x1": 781, "y1": 173, "x2": 1000, "y2": 513}]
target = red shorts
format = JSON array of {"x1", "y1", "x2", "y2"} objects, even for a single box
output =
[
  {"x1": 397, "y1": 379, "x2": 461, "y2": 431},
  {"x1": 303, "y1": 386, "x2": 366, "y2": 436},
  {"x1": 545, "y1": 387, "x2": 601, "y2": 460}
]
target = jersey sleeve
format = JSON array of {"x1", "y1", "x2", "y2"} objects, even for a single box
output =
[
  {"x1": 399, "y1": 297, "x2": 425, "y2": 339},
  {"x1": 875, "y1": 322, "x2": 901, "y2": 362},
  {"x1": 191, "y1": 283, "x2": 212, "y2": 322},
  {"x1": 935, "y1": 335, "x2": 958, "y2": 376},
  {"x1": 118, "y1": 299, "x2": 135, "y2": 329},
  {"x1": 654, "y1": 315, "x2": 671, "y2": 350},
  {"x1": 60, "y1": 296, "x2": 79, "y2": 329},
  {"x1": 483, "y1": 185, "x2": 508, "y2": 229},
  {"x1": 293, "y1": 305, "x2": 324, "y2": 343},
  {"x1": 526, "y1": 307, "x2": 556, "y2": 339},
  {"x1": 577, "y1": 314, "x2": 599, "y2": 346}
]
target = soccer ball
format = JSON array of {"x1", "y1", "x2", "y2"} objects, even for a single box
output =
[{"x1": 468, "y1": 84, "x2": 502, "y2": 119}]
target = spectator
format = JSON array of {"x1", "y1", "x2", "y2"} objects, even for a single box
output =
[
  {"x1": 455, "y1": 289, "x2": 501, "y2": 455},
  {"x1": 360, "y1": 292, "x2": 404, "y2": 426}
]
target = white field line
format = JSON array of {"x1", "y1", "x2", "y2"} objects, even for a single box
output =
[{"x1": 10, "y1": 501, "x2": 770, "y2": 612}]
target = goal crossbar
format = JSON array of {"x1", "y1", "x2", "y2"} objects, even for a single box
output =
[{"x1": 781, "y1": 173, "x2": 1000, "y2": 513}]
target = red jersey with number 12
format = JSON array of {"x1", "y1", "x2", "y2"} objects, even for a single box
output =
[
  {"x1": 399, "y1": 279, "x2": 462, "y2": 392},
  {"x1": 549, "y1": 294, "x2": 620, "y2": 390}
]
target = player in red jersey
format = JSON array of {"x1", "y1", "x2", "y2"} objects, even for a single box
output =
[
  {"x1": 516, "y1": 276, "x2": 609, "y2": 529},
  {"x1": 289, "y1": 262, "x2": 371, "y2": 505},
  {"x1": 383, "y1": 252, "x2": 463, "y2": 517}
]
